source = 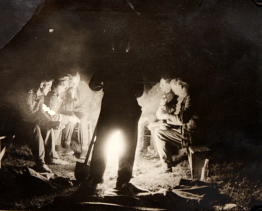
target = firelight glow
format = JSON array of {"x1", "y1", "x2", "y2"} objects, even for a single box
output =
[{"x1": 105, "y1": 130, "x2": 125, "y2": 178}]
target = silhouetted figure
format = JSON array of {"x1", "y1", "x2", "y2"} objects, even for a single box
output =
[{"x1": 86, "y1": 46, "x2": 146, "y2": 194}]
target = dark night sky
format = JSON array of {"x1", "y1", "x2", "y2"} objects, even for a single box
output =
[{"x1": 0, "y1": 0, "x2": 262, "y2": 146}]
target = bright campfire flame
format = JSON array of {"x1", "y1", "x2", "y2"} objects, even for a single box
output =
[{"x1": 105, "y1": 130, "x2": 125, "y2": 179}]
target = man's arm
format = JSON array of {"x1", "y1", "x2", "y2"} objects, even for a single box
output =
[
  {"x1": 167, "y1": 96, "x2": 194, "y2": 125},
  {"x1": 29, "y1": 90, "x2": 64, "y2": 130},
  {"x1": 48, "y1": 91, "x2": 71, "y2": 124},
  {"x1": 156, "y1": 96, "x2": 194, "y2": 126},
  {"x1": 47, "y1": 91, "x2": 80, "y2": 125},
  {"x1": 24, "y1": 92, "x2": 58, "y2": 129},
  {"x1": 72, "y1": 82, "x2": 92, "y2": 116}
]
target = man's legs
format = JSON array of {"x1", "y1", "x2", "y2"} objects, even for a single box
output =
[
  {"x1": 44, "y1": 129, "x2": 68, "y2": 165},
  {"x1": 154, "y1": 128, "x2": 182, "y2": 172},
  {"x1": 54, "y1": 127, "x2": 74, "y2": 155},
  {"x1": 62, "y1": 121, "x2": 76, "y2": 148},
  {"x1": 53, "y1": 128, "x2": 62, "y2": 151},
  {"x1": 28, "y1": 125, "x2": 52, "y2": 173},
  {"x1": 116, "y1": 130, "x2": 138, "y2": 188},
  {"x1": 78, "y1": 116, "x2": 90, "y2": 158},
  {"x1": 88, "y1": 124, "x2": 108, "y2": 185},
  {"x1": 113, "y1": 114, "x2": 150, "y2": 195},
  {"x1": 136, "y1": 117, "x2": 149, "y2": 157},
  {"x1": 116, "y1": 113, "x2": 141, "y2": 188},
  {"x1": 45, "y1": 129, "x2": 60, "y2": 161},
  {"x1": 29, "y1": 125, "x2": 45, "y2": 165}
]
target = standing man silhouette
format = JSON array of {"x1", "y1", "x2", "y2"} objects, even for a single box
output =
[{"x1": 85, "y1": 35, "x2": 147, "y2": 195}]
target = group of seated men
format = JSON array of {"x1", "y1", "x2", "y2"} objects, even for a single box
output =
[
  {"x1": 5, "y1": 71, "x2": 197, "y2": 176},
  {"x1": 6, "y1": 72, "x2": 92, "y2": 173}
]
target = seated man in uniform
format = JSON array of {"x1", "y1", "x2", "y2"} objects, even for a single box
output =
[
  {"x1": 155, "y1": 78, "x2": 198, "y2": 173},
  {"x1": 45, "y1": 75, "x2": 80, "y2": 155},
  {"x1": 59, "y1": 72, "x2": 93, "y2": 159},
  {"x1": 7, "y1": 76, "x2": 66, "y2": 173}
]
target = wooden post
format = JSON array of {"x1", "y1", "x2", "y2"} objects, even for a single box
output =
[
  {"x1": 0, "y1": 135, "x2": 15, "y2": 169},
  {"x1": 87, "y1": 120, "x2": 92, "y2": 144},
  {"x1": 0, "y1": 136, "x2": 6, "y2": 169}
]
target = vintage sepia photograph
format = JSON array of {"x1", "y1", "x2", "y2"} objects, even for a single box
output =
[{"x1": 0, "y1": 0, "x2": 261, "y2": 210}]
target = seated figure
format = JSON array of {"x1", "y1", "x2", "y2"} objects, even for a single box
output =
[
  {"x1": 59, "y1": 72, "x2": 93, "y2": 159},
  {"x1": 6, "y1": 76, "x2": 66, "y2": 173},
  {"x1": 155, "y1": 77, "x2": 198, "y2": 173},
  {"x1": 46, "y1": 75, "x2": 80, "y2": 155}
]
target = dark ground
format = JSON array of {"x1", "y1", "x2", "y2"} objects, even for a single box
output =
[{"x1": 1, "y1": 133, "x2": 262, "y2": 210}]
